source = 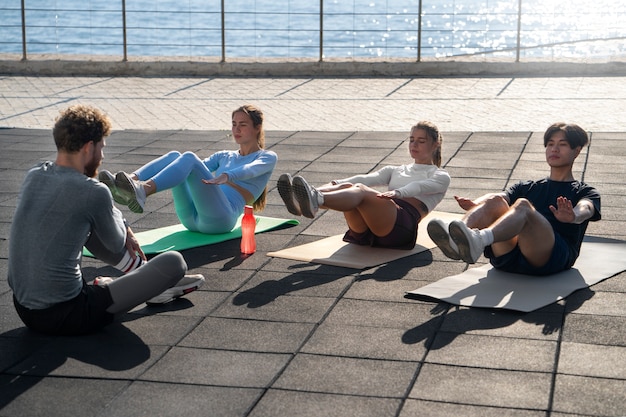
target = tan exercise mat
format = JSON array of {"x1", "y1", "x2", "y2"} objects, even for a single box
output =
[
  {"x1": 267, "y1": 211, "x2": 463, "y2": 269},
  {"x1": 406, "y1": 236, "x2": 626, "y2": 312}
]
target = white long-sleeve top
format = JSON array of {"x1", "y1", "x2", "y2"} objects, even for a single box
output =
[{"x1": 334, "y1": 164, "x2": 451, "y2": 212}]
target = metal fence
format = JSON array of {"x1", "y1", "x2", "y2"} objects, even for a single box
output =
[{"x1": 2, "y1": 0, "x2": 625, "y2": 63}]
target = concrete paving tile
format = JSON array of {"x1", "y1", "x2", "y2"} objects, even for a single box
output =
[
  {"x1": 0, "y1": 375, "x2": 128, "y2": 417},
  {"x1": 100, "y1": 381, "x2": 263, "y2": 417},
  {"x1": 179, "y1": 317, "x2": 315, "y2": 353},
  {"x1": 344, "y1": 277, "x2": 434, "y2": 303},
  {"x1": 249, "y1": 389, "x2": 401, "y2": 417},
  {"x1": 552, "y1": 374, "x2": 626, "y2": 416},
  {"x1": 399, "y1": 399, "x2": 545, "y2": 417},
  {"x1": 302, "y1": 321, "x2": 428, "y2": 361},
  {"x1": 410, "y1": 363, "x2": 552, "y2": 409},
  {"x1": 558, "y1": 342, "x2": 626, "y2": 379},
  {"x1": 0, "y1": 336, "x2": 50, "y2": 372},
  {"x1": 566, "y1": 291, "x2": 626, "y2": 317},
  {"x1": 108, "y1": 314, "x2": 203, "y2": 346},
  {"x1": 7, "y1": 339, "x2": 169, "y2": 379},
  {"x1": 562, "y1": 313, "x2": 626, "y2": 346},
  {"x1": 273, "y1": 353, "x2": 419, "y2": 397},
  {"x1": 438, "y1": 307, "x2": 564, "y2": 341},
  {"x1": 141, "y1": 346, "x2": 290, "y2": 387},
  {"x1": 425, "y1": 332, "x2": 557, "y2": 372},
  {"x1": 324, "y1": 298, "x2": 443, "y2": 329},
  {"x1": 128, "y1": 290, "x2": 229, "y2": 317},
  {"x1": 216, "y1": 292, "x2": 337, "y2": 323},
  {"x1": 238, "y1": 269, "x2": 355, "y2": 299}
]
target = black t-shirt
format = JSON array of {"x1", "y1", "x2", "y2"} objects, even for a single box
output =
[{"x1": 506, "y1": 178, "x2": 601, "y2": 258}]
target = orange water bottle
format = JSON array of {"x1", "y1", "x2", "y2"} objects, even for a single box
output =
[{"x1": 240, "y1": 205, "x2": 256, "y2": 254}]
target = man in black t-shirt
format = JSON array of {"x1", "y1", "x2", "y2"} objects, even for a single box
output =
[{"x1": 428, "y1": 122, "x2": 601, "y2": 276}]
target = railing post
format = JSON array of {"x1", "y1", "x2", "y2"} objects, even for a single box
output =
[
  {"x1": 21, "y1": 0, "x2": 27, "y2": 60},
  {"x1": 122, "y1": 0, "x2": 127, "y2": 61},
  {"x1": 516, "y1": 0, "x2": 522, "y2": 62},
  {"x1": 319, "y1": 0, "x2": 324, "y2": 62},
  {"x1": 221, "y1": 0, "x2": 226, "y2": 62},
  {"x1": 417, "y1": 0, "x2": 422, "y2": 62}
]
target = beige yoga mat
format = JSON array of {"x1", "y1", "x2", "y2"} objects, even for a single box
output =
[
  {"x1": 406, "y1": 236, "x2": 626, "y2": 312},
  {"x1": 267, "y1": 211, "x2": 463, "y2": 269}
]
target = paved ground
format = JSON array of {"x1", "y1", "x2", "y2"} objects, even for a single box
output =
[{"x1": 0, "y1": 75, "x2": 625, "y2": 416}]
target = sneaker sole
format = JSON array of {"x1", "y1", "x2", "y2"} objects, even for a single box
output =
[
  {"x1": 115, "y1": 172, "x2": 144, "y2": 214},
  {"x1": 98, "y1": 171, "x2": 131, "y2": 205},
  {"x1": 448, "y1": 221, "x2": 480, "y2": 264},
  {"x1": 277, "y1": 174, "x2": 301, "y2": 216},
  {"x1": 426, "y1": 220, "x2": 460, "y2": 260},
  {"x1": 292, "y1": 176, "x2": 316, "y2": 219}
]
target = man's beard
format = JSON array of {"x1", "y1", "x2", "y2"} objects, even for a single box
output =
[{"x1": 85, "y1": 155, "x2": 101, "y2": 178}]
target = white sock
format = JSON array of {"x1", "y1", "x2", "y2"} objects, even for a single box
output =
[
  {"x1": 114, "y1": 251, "x2": 144, "y2": 274},
  {"x1": 478, "y1": 229, "x2": 494, "y2": 246}
]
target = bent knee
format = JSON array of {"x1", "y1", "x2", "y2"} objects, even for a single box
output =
[
  {"x1": 511, "y1": 197, "x2": 535, "y2": 212},
  {"x1": 483, "y1": 194, "x2": 510, "y2": 212}
]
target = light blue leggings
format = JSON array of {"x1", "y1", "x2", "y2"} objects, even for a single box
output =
[{"x1": 134, "y1": 151, "x2": 245, "y2": 234}]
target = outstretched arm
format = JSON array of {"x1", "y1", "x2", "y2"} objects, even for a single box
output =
[{"x1": 549, "y1": 197, "x2": 595, "y2": 224}]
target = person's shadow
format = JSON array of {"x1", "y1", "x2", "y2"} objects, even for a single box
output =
[
  {"x1": 0, "y1": 322, "x2": 150, "y2": 410},
  {"x1": 402, "y1": 286, "x2": 596, "y2": 350},
  {"x1": 232, "y1": 248, "x2": 433, "y2": 308}
]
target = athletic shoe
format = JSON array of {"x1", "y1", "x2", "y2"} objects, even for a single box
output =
[
  {"x1": 292, "y1": 175, "x2": 321, "y2": 219},
  {"x1": 426, "y1": 218, "x2": 460, "y2": 260},
  {"x1": 115, "y1": 171, "x2": 147, "y2": 214},
  {"x1": 277, "y1": 173, "x2": 301, "y2": 216},
  {"x1": 448, "y1": 220, "x2": 484, "y2": 264},
  {"x1": 146, "y1": 274, "x2": 205, "y2": 305},
  {"x1": 98, "y1": 170, "x2": 131, "y2": 205}
]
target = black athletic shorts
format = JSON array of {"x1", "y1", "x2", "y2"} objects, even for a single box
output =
[
  {"x1": 13, "y1": 281, "x2": 114, "y2": 336},
  {"x1": 485, "y1": 232, "x2": 576, "y2": 276},
  {"x1": 342, "y1": 198, "x2": 421, "y2": 250}
]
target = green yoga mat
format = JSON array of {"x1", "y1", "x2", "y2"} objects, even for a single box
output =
[{"x1": 84, "y1": 216, "x2": 299, "y2": 257}]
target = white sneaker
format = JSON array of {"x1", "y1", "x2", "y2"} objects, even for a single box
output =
[
  {"x1": 277, "y1": 173, "x2": 301, "y2": 216},
  {"x1": 93, "y1": 277, "x2": 114, "y2": 286},
  {"x1": 146, "y1": 274, "x2": 205, "y2": 305},
  {"x1": 292, "y1": 175, "x2": 321, "y2": 219},
  {"x1": 448, "y1": 220, "x2": 484, "y2": 264},
  {"x1": 115, "y1": 171, "x2": 147, "y2": 214},
  {"x1": 426, "y1": 218, "x2": 460, "y2": 260}
]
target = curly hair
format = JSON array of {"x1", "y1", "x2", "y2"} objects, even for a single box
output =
[{"x1": 53, "y1": 105, "x2": 112, "y2": 152}]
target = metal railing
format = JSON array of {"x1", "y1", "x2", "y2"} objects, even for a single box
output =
[{"x1": 1, "y1": 0, "x2": 625, "y2": 63}]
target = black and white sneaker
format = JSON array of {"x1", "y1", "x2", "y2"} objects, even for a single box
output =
[
  {"x1": 427, "y1": 218, "x2": 460, "y2": 260},
  {"x1": 115, "y1": 171, "x2": 147, "y2": 214},
  {"x1": 292, "y1": 175, "x2": 322, "y2": 219},
  {"x1": 277, "y1": 173, "x2": 301, "y2": 216},
  {"x1": 146, "y1": 274, "x2": 205, "y2": 305},
  {"x1": 98, "y1": 170, "x2": 131, "y2": 205}
]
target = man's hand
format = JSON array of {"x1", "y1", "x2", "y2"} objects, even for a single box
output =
[
  {"x1": 125, "y1": 226, "x2": 146, "y2": 261},
  {"x1": 454, "y1": 195, "x2": 477, "y2": 211},
  {"x1": 549, "y1": 196, "x2": 576, "y2": 223}
]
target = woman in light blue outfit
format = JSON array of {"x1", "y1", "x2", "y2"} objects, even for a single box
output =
[{"x1": 101, "y1": 104, "x2": 277, "y2": 234}]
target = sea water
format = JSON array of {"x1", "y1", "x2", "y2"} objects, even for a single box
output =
[{"x1": 1, "y1": 0, "x2": 624, "y2": 60}]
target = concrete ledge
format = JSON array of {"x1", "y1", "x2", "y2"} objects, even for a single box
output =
[{"x1": 2, "y1": 55, "x2": 626, "y2": 77}]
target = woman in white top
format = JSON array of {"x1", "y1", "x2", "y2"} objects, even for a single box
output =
[{"x1": 278, "y1": 121, "x2": 450, "y2": 250}]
